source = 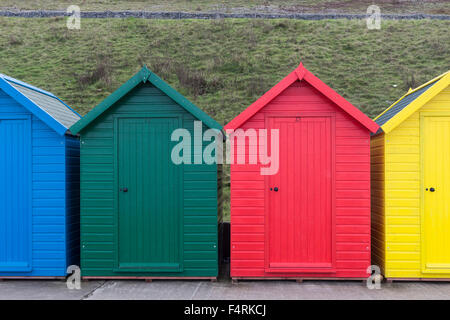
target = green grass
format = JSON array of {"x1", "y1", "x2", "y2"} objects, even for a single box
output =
[
  {"x1": 0, "y1": 17, "x2": 449, "y2": 221},
  {"x1": 1, "y1": 0, "x2": 449, "y2": 14},
  {"x1": 1, "y1": 18, "x2": 448, "y2": 122}
]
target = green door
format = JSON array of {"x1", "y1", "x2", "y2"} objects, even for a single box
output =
[{"x1": 116, "y1": 117, "x2": 182, "y2": 272}]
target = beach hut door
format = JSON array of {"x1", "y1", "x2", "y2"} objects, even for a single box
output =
[
  {"x1": 0, "y1": 117, "x2": 32, "y2": 272},
  {"x1": 423, "y1": 116, "x2": 450, "y2": 274},
  {"x1": 267, "y1": 116, "x2": 334, "y2": 273},
  {"x1": 115, "y1": 117, "x2": 182, "y2": 273}
]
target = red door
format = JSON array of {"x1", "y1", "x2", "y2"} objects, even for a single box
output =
[{"x1": 267, "y1": 116, "x2": 335, "y2": 273}]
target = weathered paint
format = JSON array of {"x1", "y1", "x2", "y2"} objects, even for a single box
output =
[
  {"x1": 0, "y1": 76, "x2": 80, "y2": 277},
  {"x1": 74, "y1": 67, "x2": 222, "y2": 278},
  {"x1": 225, "y1": 63, "x2": 378, "y2": 279},
  {"x1": 372, "y1": 71, "x2": 450, "y2": 279}
]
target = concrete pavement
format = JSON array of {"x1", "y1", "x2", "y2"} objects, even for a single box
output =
[{"x1": 1, "y1": 278, "x2": 450, "y2": 300}]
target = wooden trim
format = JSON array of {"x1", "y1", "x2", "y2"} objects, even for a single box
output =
[
  {"x1": 0, "y1": 276, "x2": 66, "y2": 280},
  {"x1": 420, "y1": 114, "x2": 426, "y2": 274},
  {"x1": 224, "y1": 63, "x2": 379, "y2": 133},
  {"x1": 82, "y1": 276, "x2": 216, "y2": 280},
  {"x1": 263, "y1": 116, "x2": 271, "y2": 273},
  {"x1": 265, "y1": 268, "x2": 337, "y2": 274},
  {"x1": 302, "y1": 70, "x2": 378, "y2": 133},
  {"x1": 0, "y1": 78, "x2": 68, "y2": 136},
  {"x1": 232, "y1": 277, "x2": 366, "y2": 281},
  {"x1": 374, "y1": 71, "x2": 449, "y2": 123},
  {"x1": 225, "y1": 72, "x2": 298, "y2": 130},
  {"x1": 386, "y1": 277, "x2": 450, "y2": 282},
  {"x1": 330, "y1": 115, "x2": 337, "y2": 270},
  {"x1": 381, "y1": 73, "x2": 450, "y2": 134},
  {"x1": 70, "y1": 66, "x2": 222, "y2": 135}
]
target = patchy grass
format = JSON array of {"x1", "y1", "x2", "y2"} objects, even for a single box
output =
[
  {"x1": 0, "y1": 17, "x2": 448, "y2": 221},
  {"x1": 0, "y1": 18, "x2": 448, "y2": 121},
  {"x1": 1, "y1": 0, "x2": 449, "y2": 14}
]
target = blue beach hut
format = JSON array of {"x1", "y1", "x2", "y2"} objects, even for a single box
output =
[{"x1": 0, "y1": 74, "x2": 81, "y2": 278}]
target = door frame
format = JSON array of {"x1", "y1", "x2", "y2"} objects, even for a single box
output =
[
  {"x1": 0, "y1": 114, "x2": 32, "y2": 272},
  {"x1": 420, "y1": 112, "x2": 450, "y2": 274},
  {"x1": 263, "y1": 112, "x2": 336, "y2": 274},
  {"x1": 112, "y1": 113, "x2": 184, "y2": 273}
]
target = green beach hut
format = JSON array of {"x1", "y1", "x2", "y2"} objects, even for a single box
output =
[{"x1": 70, "y1": 66, "x2": 223, "y2": 280}]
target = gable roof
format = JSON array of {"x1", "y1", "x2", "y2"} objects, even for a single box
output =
[
  {"x1": 70, "y1": 66, "x2": 223, "y2": 135},
  {"x1": 224, "y1": 63, "x2": 379, "y2": 133},
  {"x1": 374, "y1": 71, "x2": 450, "y2": 134},
  {"x1": 0, "y1": 74, "x2": 81, "y2": 136}
]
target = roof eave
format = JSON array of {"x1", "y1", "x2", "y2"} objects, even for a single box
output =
[
  {"x1": 224, "y1": 70, "x2": 299, "y2": 130},
  {"x1": 225, "y1": 63, "x2": 379, "y2": 133},
  {"x1": 0, "y1": 77, "x2": 68, "y2": 136},
  {"x1": 380, "y1": 73, "x2": 450, "y2": 134},
  {"x1": 71, "y1": 66, "x2": 223, "y2": 135},
  {"x1": 70, "y1": 67, "x2": 151, "y2": 135},
  {"x1": 302, "y1": 69, "x2": 379, "y2": 133},
  {"x1": 147, "y1": 72, "x2": 223, "y2": 132}
]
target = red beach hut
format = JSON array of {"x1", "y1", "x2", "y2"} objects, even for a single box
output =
[{"x1": 225, "y1": 63, "x2": 379, "y2": 281}]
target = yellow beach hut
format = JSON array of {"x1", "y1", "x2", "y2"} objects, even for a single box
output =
[{"x1": 371, "y1": 71, "x2": 450, "y2": 281}]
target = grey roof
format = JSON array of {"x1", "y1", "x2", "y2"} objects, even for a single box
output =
[
  {"x1": 375, "y1": 80, "x2": 438, "y2": 128},
  {"x1": 6, "y1": 79, "x2": 80, "y2": 129}
]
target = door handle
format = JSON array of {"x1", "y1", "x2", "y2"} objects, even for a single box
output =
[
  {"x1": 274, "y1": 187, "x2": 279, "y2": 192},
  {"x1": 429, "y1": 187, "x2": 435, "y2": 192},
  {"x1": 120, "y1": 187, "x2": 128, "y2": 192}
]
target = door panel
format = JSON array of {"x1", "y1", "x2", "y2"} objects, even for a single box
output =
[
  {"x1": 0, "y1": 118, "x2": 32, "y2": 272},
  {"x1": 423, "y1": 116, "x2": 450, "y2": 273},
  {"x1": 267, "y1": 116, "x2": 334, "y2": 273},
  {"x1": 116, "y1": 117, "x2": 182, "y2": 272}
]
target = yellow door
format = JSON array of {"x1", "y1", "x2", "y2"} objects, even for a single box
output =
[{"x1": 423, "y1": 116, "x2": 450, "y2": 274}]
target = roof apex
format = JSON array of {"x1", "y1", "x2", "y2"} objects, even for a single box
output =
[
  {"x1": 374, "y1": 70, "x2": 450, "y2": 134},
  {"x1": 70, "y1": 66, "x2": 223, "y2": 135},
  {"x1": 0, "y1": 74, "x2": 79, "y2": 136},
  {"x1": 224, "y1": 62, "x2": 379, "y2": 133}
]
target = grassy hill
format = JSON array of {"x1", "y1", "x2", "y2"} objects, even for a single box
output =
[
  {"x1": 1, "y1": 17, "x2": 448, "y2": 220},
  {"x1": 0, "y1": 17, "x2": 448, "y2": 124},
  {"x1": 1, "y1": 0, "x2": 449, "y2": 14}
]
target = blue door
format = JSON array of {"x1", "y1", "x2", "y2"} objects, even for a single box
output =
[{"x1": 0, "y1": 116, "x2": 32, "y2": 272}]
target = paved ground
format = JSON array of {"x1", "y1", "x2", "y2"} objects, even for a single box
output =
[{"x1": 1, "y1": 279, "x2": 450, "y2": 300}]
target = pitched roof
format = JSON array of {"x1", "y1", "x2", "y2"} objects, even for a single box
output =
[
  {"x1": 0, "y1": 74, "x2": 81, "y2": 136},
  {"x1": 70, "y1": 66, "x2": 223, "y2": 135},
  {"x1": 374, "y1": 71, "x2": 450, "y2": 134},
  {"x1": 224, "y1": 63, "x2": 379, "y2": 133}
]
